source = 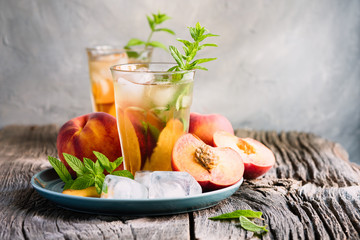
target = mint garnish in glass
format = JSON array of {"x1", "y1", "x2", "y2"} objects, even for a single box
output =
[
  {"x1": 168, "y1": 22, "x2": 218, "y2": 71},
  {"x1": 124, "y1": 11, "x2": 175, "y2": 51}
]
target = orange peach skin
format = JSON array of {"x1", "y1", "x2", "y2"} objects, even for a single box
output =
[
  {"x1": 172, "y1": 133, "x2": 244, "y2": 191},
  {"x1": 189, "y1": 112, "x2": 234, "y2": 146},
  {"x1": 213, "y1": 131, "x2": 275, "y2": 179},
  {"x1": 56, "y1": 112, "x2": 123, "y2": 176}
]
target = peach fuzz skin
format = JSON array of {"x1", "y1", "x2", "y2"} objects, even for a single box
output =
[
  {"x1": 213, "y1": 131, "x2": 275, "y2": 179},
  {"x1": 172, "y1": 133, "x2": 244, "y2": 192},
  {"x1": 56, "y1": 112, "x2": 123, "y2": 177},
  {"x1": 189, "y1": 112, "x2": 234, "y2": 146}
]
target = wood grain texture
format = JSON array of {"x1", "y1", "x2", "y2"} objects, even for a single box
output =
[{"x1": 0, "y1": 125, "x2": 359, "y2": 240}]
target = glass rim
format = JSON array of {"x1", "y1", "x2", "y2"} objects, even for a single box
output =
[
  {"x1": 86, "y1": 45, "x2": 153, "y2": 53},
  {"x1": 110, "y1": 62, "x2": 196, "y2": 74}
]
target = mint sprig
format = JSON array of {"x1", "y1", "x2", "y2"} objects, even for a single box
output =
[
  {"x1": 124, "y1": 11, "x2": 175, "y2": 51},
  {"x1": 209, "y1": 209, "x2": 268, "y2": 235},
  {"x1": 168, "y1": 22, "x2": 218, "y2": 71},
  {"x1": 47, "y1": 152, "x2": 133, "y2": 194}
]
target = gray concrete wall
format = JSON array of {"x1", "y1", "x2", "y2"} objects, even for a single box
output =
[{"x1": 0, "y1": 0, "x2": 359, "y2": 163}]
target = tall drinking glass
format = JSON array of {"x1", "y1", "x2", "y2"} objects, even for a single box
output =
[
  {"x1": 87, "y1": 46, "x2": 153, "y2": 117},
  {"x1": 111, "y1": 63, "x2": 195, "y2": 175}
]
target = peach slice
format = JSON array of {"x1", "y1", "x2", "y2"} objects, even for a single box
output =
[
  {"x1": 92, "y1": 78, "x2": 114, "y2": 104},
  {"x1": 172, "y1": 134, "x2": 244, "y2": 191},
  {"x1": 62, "y1": 187, "x2": 100, "y2": 198},
  {"x1": 144, "y1": 119, "x2": 185, "y2": 171},
  {"x1": 117, "y1": 108, "x2": 142, "y2": 174},
  {"x1": 213, "y1": 131, "x2": 275, "y2": 179}
]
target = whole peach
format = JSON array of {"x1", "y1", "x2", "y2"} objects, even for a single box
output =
[
  {"x1": 189, "y1": 112, "x2": 234, "y2": 146},
  {"x1": 56, "y1": 112, "x2": 123, "y2": 176}
]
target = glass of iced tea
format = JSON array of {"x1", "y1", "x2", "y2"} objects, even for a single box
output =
[
  {"x1": 110, "y1": 63, "x2": 194, "y2": 175},
  {"x1": 87, "y1": 46, "x2": 153, "y2": 117}
]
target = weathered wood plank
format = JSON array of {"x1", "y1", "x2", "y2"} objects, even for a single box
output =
[
  {"x1": 0, "y1": 125, "x2": 190, "y2": 240},
  {"x1": 193, "y1": 179, "x2": 360, "y2": 240},
  {"x1": 1, "y1": 125, "x2": 360, "y2": 240}
]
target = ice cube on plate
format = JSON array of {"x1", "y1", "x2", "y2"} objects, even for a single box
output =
[
  {"x1": 134, "y1": 171, "x2": 152, "y2": 189},
  {"x1": 101, "y1": 175, "x2": 148, "y2": 199},
  {"x1": 135, "y1": 171, "x2": 202, "y2": 199}
]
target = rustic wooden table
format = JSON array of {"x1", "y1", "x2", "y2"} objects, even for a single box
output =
[{"x1": 1, "y1": 125, "x2": 360, "y2": 240}]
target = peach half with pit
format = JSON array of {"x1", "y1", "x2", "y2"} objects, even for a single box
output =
[
  {"x1": 189, "y1": 112, "x2": 234, "y2": 146},
  {"x1": 172, "y1": 133, "x2": 244, "y2": 191},
  {"x1": 213, "y1": 131, "x2": 275, "y2": 179}
]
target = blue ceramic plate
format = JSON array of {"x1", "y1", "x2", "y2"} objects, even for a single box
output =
[{"x1": 31, "y1": 168, "x2": 243, "y2": 216}]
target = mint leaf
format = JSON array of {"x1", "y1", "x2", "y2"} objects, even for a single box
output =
[
  {"x1": 148, "y1": 123, "x2": 160, "y2": 141},
  {"x1": 63, "y1": 180, "x2": 74, "y2": 190},
  {"x1": 83, "y1": 158, "x2": 96, "y2": 175},
  {"x1": 70, "y1": 174, "x2": 95, "y2": 190},
  {"x1": 169, "y1": 22, "x2": 218, "y2": 72},
  {"x1": 155, "y1": 28, "x2": 175, "y2": 35},
  {"x1": 125, "y1": 38, "x2": 146, "y2": 48},
  {"x1": 48, "y1": 156, "x2": 73, "y2": 183},
  {"x1": 239, "y1": 216, "x2": 268, "y2": 234},
  {"x1": 147, "y1": 41, "x2": 168, "y2": 51},
  {"x1": 111, "y1": 170, "x2": 134, "y2": 179},
  {"x1": 93, "y1": 151, "x2": 112, "y2": 173},
  {"x1": 209, "y1": 210, "x2": 263, "y2": 220},
  {"x1": 63, "y1": 153, "x2": 86, "y2": 176},
  {"x1": 125, "y1": 11, "x2": 174, "y2": 52},
  {"x1": 169, "y1": 46, "x2": 185, "y2": 68},
  {"x1": 94, "y1": 160, "x2": 103, "y2": 175},
  {"x1": 113, "y1": 157, "x2": 123, "y2": 169},
  {"x1": 95, "y1": 174, "x2": 105, "y2": 194}
]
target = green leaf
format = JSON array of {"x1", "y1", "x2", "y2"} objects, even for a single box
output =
[
  {"x1": 93, "y1": 151, "x2": 112, "y2": 173},
  {"x1": 63, "y1": 180, "x2": 74, "y2": 190},
  {"x1": 169, "y1": 46, "x2": 185, "y2": 68},
  {"x1": 146, "y1": 15, "x2": 155, "y2": 31},
  {"x1": 155, "y1": 28, "x2": 175, "y2": 35},
  {"x1": 94, "y1": 160, "x2": 103, "y2": 175},
  {"x1": 95, "y1": 174, "x2": 105, "y2": 194},
  {"x1": 111, "y1": 170, "x2": 134, "y2": 179},
  {"x1": 193, "y1": 66, "x2": 208, "y2": 71},
  {"x1": 148, "y1": 123, "x2": 160, "y2": 141},
  {"x1": 70, "y1": 174, "x2": 95, "y2": 190},
  {"x1": 102, "y1": 181, "x2": 108, "y2": 194},
  {"x1": 147, "y1": 41, "x2": 168, "y2": 51},
  {"x1": 168, "y1": 65, "x2": 179, "y2": 72},
  {"x1": 63, "y1": 153, "x2": 86, "y2": 176},
  {"x1": 198, "y1": 43, "x2": 218, "y2": 50},
  {"x1": 191, "y1": 58, "x2": 217, "y2": 65},
  {"x1": 177, "y1": 38, "x2": 191, "y2": 47},
  {"x1": 83, "y1": 158, "x2": 95, "y2": 174},
  {"x1": 209, "y1": 210, "x2": 263, "y2": 220},
  {"x1": 125, "y1": 38, "x2": 146, "y2": 48},
  {"x1": 239, "y1": 216, "x2": 268, "y2": 233},
  {"x1": 48, "y1": 156, "x2": 73, "y2": 183},
  {"x1": 113, "y1": 157, "x2": 123, "y2": 169},
  {"x1": 126, "y1": 51, "x2": 140, "y2": 59}
]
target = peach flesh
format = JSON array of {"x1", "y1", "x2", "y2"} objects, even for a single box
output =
[
  {"x1": 172, "y1": 134, "x2": 244, "y2": 191},
  {"x1": 213, "y1": 131, "x2": 275, "y2": 179}
]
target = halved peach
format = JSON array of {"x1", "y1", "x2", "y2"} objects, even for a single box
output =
[
  {"x1": 213, "y1": 131, "x2": 275, "y2": 179},
  {"x1": 172, "y1": 133, "x2": 244, "y2": 191}
]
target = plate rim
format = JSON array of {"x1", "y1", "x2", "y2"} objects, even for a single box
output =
[{"x1": 31, "y1": 168, "x2": 243, "y2": 203}]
